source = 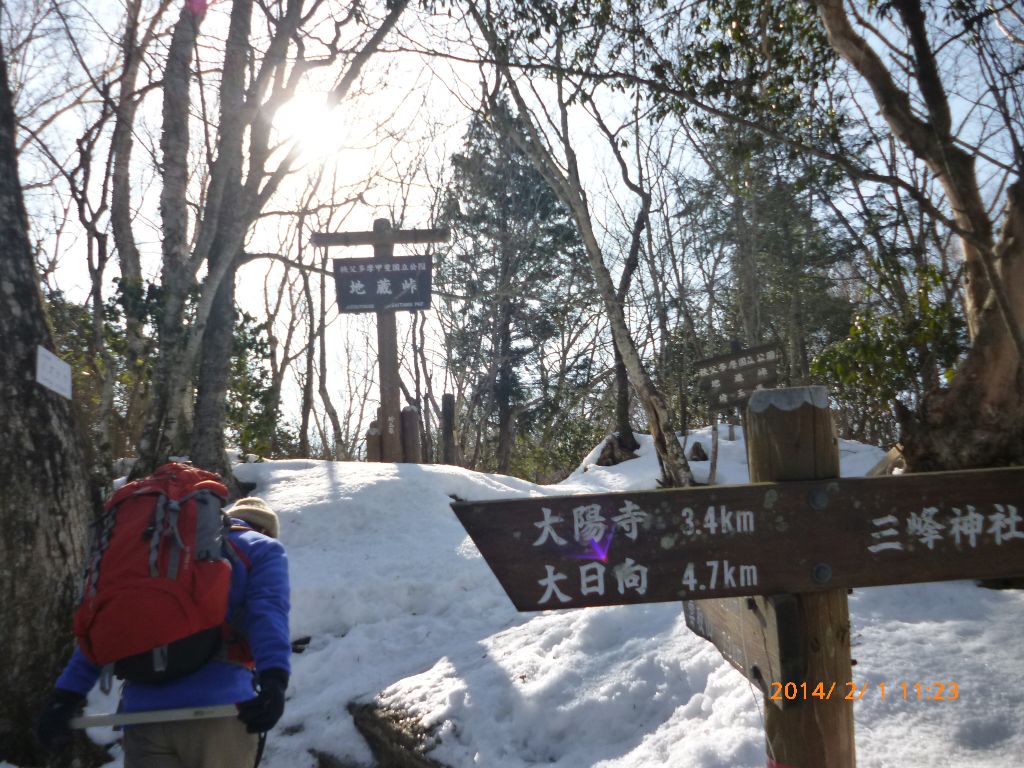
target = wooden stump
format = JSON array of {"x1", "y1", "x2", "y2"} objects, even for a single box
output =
[
  {"x1": 366, "y1": 420, "x2": 382, "y2": 463},
  {"x1": 401, "y1": 405, "x2": 422, "y2": 464},
  {"x1": 377, "y1": 312, "x2": 402, "y2": 462},
  {"x1": 441, "y1": 394, "x2": 456, "y2": 465},
  {"x1": 688, "y1": 441, "x2": 708, "y2": 462},
  {"x1": 747, "y1": 386, "x2": 855, "y2": 768}
]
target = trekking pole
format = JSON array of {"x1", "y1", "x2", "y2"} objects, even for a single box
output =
[{"x1": 70, "y1": 703, "x2": 239, "y2": 729}]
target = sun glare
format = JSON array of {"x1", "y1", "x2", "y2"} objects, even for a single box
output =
[{"x1": 272, "y1": 93, "x2": 340, "y2": 160}]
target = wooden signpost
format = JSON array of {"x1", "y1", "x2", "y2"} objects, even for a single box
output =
[
  {"x1": 312, "y1": 218, "x2": 448, "y2": 462},
  {"x1": 452, "y1": 465, "x2": 1024, "y2": 607},
  {"x1": 452, "y1": 386, "x2": 1024, "y2": 767},
  {"x1": 331, "y1": 255, "x2": 432, "y2": 314},
  {"x1": 695, "y1": 341, "x2": 779, "y2": 454}
]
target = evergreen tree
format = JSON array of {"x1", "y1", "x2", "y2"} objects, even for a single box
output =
[
  {"x1": 676, "y1": 119, "x2": 857, "y2": 403},
  {"x1": 226, "y1": 310, "x2": 293, "y2": 459},
  {"x1": 438, "y1": 102, "x2": 596, "y2": 474}
]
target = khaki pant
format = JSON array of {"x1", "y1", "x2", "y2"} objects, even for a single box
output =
[{"x1": 123, "y1": 716, "x2": 259, "y2": 768}]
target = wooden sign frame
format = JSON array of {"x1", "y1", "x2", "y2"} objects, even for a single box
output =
[
  {"x1": 315, "y1": 218, "x2": 448, "y2": 461},
  {"x1": 333, "y1": 256, "x2": 432, "y2": 314}
]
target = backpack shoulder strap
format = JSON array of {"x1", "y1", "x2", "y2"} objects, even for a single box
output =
[{"x1": 224, "y1": 532, "x2": 252, "y2": 571}]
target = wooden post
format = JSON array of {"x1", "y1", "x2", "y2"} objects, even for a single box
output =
[
  {"x1": 746, "y1": 386, "x2": 854, "y2": 768},
  {"x1": 314, "y1": 217, "x2": 448, "y2": 465},
  {"x1": 708, "y1": 410, "x2": 719, "y2": 485},
  {"x1": 372, "y1": 219, "x2": 403, "y2": 462},
  {"x1": 441, "y1": 393, "x2": 456, "y2": 465},
  {"x1": 401, "y1": 405, "x2": 422, "y2": 463},
  {"x1": 366, "y1": 420, "x2": 382, "y2": 462}
]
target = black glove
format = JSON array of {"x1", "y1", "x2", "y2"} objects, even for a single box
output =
[
  {"x1": 238, "y1": 668, "x2": 288, "y2": 733},
  {"x1": 36, "y1": 689, "x2": 86, "y2": 751}
]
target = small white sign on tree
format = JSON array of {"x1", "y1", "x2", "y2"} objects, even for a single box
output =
[{"x1": 35, "y1": 346, "x2": 71, "y2": 399}]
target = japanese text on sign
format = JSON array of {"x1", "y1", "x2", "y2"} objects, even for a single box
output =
[
  {"x1": 868, "y1": 503, "x2": 1023, "y2": 553},
  {"x1": 695, "y1": 347, "x2": 779, "y2": 380},
  {"x1": 452, "y1": 466, "x2": 1024, "y2": 612},
  {"x1": 530, "y1": 498, "x2": 758, "y2": 606},
  {"x1": 694, "y1": 344, "x2": 780, "y2": 410},
  {"x1": 333, "y1": 257, "x2": 432, "y2": 313}
]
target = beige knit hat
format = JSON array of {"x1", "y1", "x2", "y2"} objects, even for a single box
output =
[{"x1": 228, "y1": 497, "x2": 280, "y2": 539}]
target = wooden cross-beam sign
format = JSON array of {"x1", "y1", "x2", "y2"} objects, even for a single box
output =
[
  {"x1": 452, "y1": 457, "x2": 1024, "y2": 610},
  {"x1": 453, "y1": 386, "x2": 1024, "y2": 768},
  {"x1": 313, "y1": 218, "x2": 449, "y2": 462},
  {"x1": 310, "y1": 223, "x2": 450, "y2": 252}
]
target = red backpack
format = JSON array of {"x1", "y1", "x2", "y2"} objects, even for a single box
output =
[{"x1": 74, "y1": 462, "x2": 232, "y2": 683}]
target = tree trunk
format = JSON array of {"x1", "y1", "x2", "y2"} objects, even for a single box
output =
[
  {"x1": 788, "y1": 288, "x2": 808, "y2": 385},
  {"x1": 495, "y1": 299, "x2": 516, "y2": 473},
  {"x1": 903, "y1": 183, "x2": 1024, "y2": 471},
  {"x1": 191, "y1": 261, "x2": 237, "y2": 479},
  {"x1": 734, "y1": 191, "x2": 762, "y2": 345},
  {"x1": 318, "y1": 255, "x2": 344, "y2": 458},
  {"x1": 0, "y1": 46, "x2": 102, "y2": 766},
  {"x1": 299, "y1": 271, "x2": 316, "y2": 457},
  {"x1": 111, "y1": 2, "x2": 166, "y2": 463},
  {"x1": 613, "y1": 341, "x2": 641, "y2": 452},
  {"x1": 187, "y1": 0, "x2": 254, "y2": 483},
  {"x1": 441, "y1": 393, "x2": 457, "y2": 465},
  {"x1": 133, "y1": 2, "x2": 204, "y2": 476}
]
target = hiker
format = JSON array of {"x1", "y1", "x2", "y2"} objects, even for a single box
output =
[{"x1": 37, "y1": 491, "x2": 291, "y2": 768}]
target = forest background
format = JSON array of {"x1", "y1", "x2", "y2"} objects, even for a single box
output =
[{"x1": 1, "y1": 1, "x2": 1022, "y2": 765}]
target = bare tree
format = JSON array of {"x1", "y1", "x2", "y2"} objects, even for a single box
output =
[{"x1": 132, "y1": 0, "x2": 412, "y2": 478}]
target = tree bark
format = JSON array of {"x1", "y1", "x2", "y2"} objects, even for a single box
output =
[
  {"x1": 0, "y1": 45, "x2": 101, "y2": 766},
  {"x1": 441, "y1": 393, "x2": 457, "y2": 464},
  {"x1": 612, "y1": 342, "x2": 640, "y2": 452},
  {"x1": 300, "y1": 271, "x2": 316, "y2": 458},
  {"x1": 495, "y1": 299, "x2": 516, "y2": 473},
  {"x1": 318, "y1": 251, "x2": 345, "y2": 458},
  {"x1": 190, "y1": 0, "x2": 254, "y2": 482},
  {"x1": 111, "y1": 2, "x2": 169, "y2": 451},
  {"x1": 134, "y1": 1, "x2": 204, "y2": 476},
  {"x1": 734, "y1": 190, "x2": 762, "y2": 345},
  {"x1": 191, "y1": 261, "x2": 237, "y2": 478}
]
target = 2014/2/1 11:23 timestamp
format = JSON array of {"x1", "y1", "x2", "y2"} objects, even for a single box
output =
[{"x1": 769, "y1": 681, "x2": 960, "y2": 702}]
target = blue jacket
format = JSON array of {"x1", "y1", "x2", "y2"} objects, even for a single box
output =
[{"x1": 57, "y1": 520, "x2": 291, "y2": 712}]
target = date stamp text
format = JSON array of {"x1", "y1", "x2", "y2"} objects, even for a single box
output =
[{"x1": 769, "y1": 681, "x2": 960, "y2": 703}]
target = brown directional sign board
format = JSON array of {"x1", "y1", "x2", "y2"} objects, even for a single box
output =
[
  {"x1": 451, "y1": 467, "x2": 1024, "y2": 612},
  {"x1": 695, "y1": 344, "x2": 779, "y2": 411},
  {"x1": 333, "y1": 256, "x2": 432, "y2": 313}
]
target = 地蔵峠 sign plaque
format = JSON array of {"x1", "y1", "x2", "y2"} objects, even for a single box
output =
[
  {"x1": 333, "y1": 256, "x2": 432, "y2": 313},
  {"x1": 452, "y1": 467, "x2": 1024, "y2": 612}
]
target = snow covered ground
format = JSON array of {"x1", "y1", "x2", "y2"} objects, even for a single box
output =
[{"x1": 66, "y1": 427, "x2": 1024, "y2": 766}]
